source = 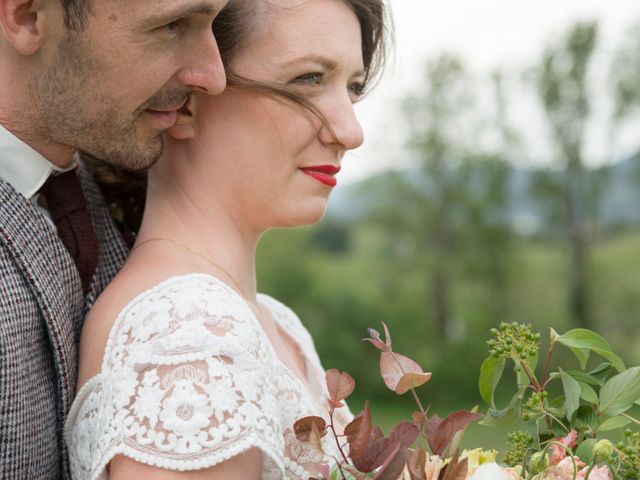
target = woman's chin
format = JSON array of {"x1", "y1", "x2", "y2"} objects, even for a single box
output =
[{"x1": 274, "y1": 205, "x2": 328, "y2": 228}]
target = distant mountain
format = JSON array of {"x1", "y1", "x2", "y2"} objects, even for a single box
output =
[{"x1": 326, "y1": 152, "x2": 640, "y2": 234}]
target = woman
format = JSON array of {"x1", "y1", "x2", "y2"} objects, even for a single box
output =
[{"x1": 65, "y1": 0, "x2": 389, "y2": 478}]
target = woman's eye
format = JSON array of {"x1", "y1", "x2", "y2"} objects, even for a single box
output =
[
  {"x1": 350, "y1": 81, "x2": 366, "y2": 99},
  {"x1": 293, "y1": 73, "x2": 323, "y2": 85}
]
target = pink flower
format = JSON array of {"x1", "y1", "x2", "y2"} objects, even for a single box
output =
[
  {"x1": 560, "y1": 430, "x2": 578, "y2": 449},
  {"x1": 548, "y1": 444, "x2": 566, "y2": 465},
  {"x1": 548, "y1": 430, "x2": 578, "y2": 465},
  {"x1": 578, "y1": 465, "x2": 613, "y2": 480}
]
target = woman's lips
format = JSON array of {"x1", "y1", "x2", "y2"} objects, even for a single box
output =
[{"x1": 299, "y1": 165, "x2": 341, "y2": 187}]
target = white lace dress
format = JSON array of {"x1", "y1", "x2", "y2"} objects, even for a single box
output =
[{"x1": 65, "y1": 274, "x2": 351, "y2": 480}]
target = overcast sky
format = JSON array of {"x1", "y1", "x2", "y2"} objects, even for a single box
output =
[{"x1": 342, "y1": 0, "x2": 640, "y2": 184}]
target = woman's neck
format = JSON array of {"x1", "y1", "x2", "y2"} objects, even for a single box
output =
[{"x1": 137, "y1": 176, "x2": 262, "y2": 302}]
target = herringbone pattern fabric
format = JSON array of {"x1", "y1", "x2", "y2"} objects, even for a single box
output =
[{"x1": 0, "y1": 163, "x2": 128, "y2": 480}]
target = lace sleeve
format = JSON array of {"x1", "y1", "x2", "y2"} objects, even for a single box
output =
[{"x1": 66, "y1": 276, "x2": 285, "y2": 480}]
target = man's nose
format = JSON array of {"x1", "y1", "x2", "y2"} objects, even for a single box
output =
[{"x1": 176, "y1": 30, "x2": 226, "y2": 95}]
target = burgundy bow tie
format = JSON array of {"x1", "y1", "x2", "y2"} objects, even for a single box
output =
[{"x1": 40, "y1": 170, "x2": 99, "y2": 294}]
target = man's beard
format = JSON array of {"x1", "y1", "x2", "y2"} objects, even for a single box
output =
[{"x1": 30, "y1": 32, "x2": 164, "y2": 171}]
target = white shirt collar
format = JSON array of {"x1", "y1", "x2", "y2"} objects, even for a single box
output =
[{"x1": 0, "y1": 124, "x2": 78, "y2": 200}]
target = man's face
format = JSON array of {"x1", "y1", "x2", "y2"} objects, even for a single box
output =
[{"x1": 32, "y1": 0, "x2": 228, "y2": 170}]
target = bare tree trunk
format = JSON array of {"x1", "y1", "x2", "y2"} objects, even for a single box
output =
[{"x1": 565, "y1": 155, "x2": 591, "y2": 328}]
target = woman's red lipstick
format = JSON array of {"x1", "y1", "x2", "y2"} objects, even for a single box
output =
[{"x1": 299, "y1": 165, "x2": 341, "y2": 187}]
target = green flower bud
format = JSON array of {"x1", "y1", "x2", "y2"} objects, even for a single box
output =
[
  {"x1": 529, "y1": 450, "x2": 550, "y2": 473},
  {"x1": 593, "y1": 439, "x2": 614, "y2": 463}
]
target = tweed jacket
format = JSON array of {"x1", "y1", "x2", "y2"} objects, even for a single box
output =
[{"x1": 0, "y1": 164, "x2": 128, "y2": 479}]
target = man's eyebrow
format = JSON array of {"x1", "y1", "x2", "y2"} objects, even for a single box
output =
[{"x1": 142, "y1": 3, "x2": 217, "y2": 28}]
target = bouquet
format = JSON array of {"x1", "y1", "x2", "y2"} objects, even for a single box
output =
[{"x1": 294, "y1": 323, "x2": 640, "y2": 479}]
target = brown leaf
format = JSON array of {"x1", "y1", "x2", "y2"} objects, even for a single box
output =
[
  {"x1": 293, "y1": 416, "x2": 327, "y2": 442},
  {"x1": 307, "y1": 421, "x2": 324, "y2": 454},
  {"x1": 372, "y1": 443, "x2": 408, "y2": 480},
  {"x1": 396, "y1": 372, "x2": 433, "y2": 395},
  {"x1": 439, "y1": 457, "x2": 468, "y2": 480},
  {"x1": 412, "y1": 411, "x2": 427, "y2": 430},
  {"x1": 345, "y1": 402, "x2": 373, "y2": 461},
  {"x1": 364, "y1": 337, "x2": 389, "y2": 351},
  {"x1": 325, "y1": 369, "x2": 355, "y2": 406},
  {"x1": 344, "y1": 464, "x2": 374, "y2": 480},
  {"x1": 351, "y1": 426, "x2": 388, "y2": 473},
  {"x1": 388, "y1": 422, "x2": 419, "y2": 449},
  {"x1": 380, "y1": 351, "x2": 429, "y2": 394},
  {"x1": 407, "y1": 446, "x2": 427, "y2": 480},
  {"x1": 431, "y1": 411, "x2": 481, "y2": 456},
  {"x1": 422, "y1": 415, "x2": 444, "y2": 451}
]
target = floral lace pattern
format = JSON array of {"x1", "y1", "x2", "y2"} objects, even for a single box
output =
[{"x1": 65, "y1": 274, "x2": 349, "y2": 480}]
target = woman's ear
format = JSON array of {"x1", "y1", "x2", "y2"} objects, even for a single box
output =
[
  {"x1": 0, "y1": 0, "x2": 52, "y2": 55},
  {"x1": 166, "y1": 93, "x2": 198, "y2": 141}
]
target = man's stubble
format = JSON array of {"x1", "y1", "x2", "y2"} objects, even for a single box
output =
[{"x1": 30, "y1": 32, "x2": 164, "y2": 171}]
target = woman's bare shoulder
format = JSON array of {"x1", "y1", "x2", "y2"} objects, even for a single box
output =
[{"x1": 77, "y1": 256, "x2": 186, "y2": 387}]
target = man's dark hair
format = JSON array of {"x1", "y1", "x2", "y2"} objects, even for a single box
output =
[{"x1": 61, "y1": 0, "x2": 91, "y2": 30}]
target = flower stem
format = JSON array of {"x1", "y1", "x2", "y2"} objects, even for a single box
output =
[
  {"x1": 621, "y1": 412, "x2": 640, "y2": 427},
  {"x1": 328, "y1": 407, "x2": 350, "y2": 466}
]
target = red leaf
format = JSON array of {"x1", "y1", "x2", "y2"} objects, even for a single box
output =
[
  {"x1": 380, "y1": 351, "x2": 429, "y2": 394},
  {"x1": 396, "y1": 372, "x2": 432, "y2": 395},
  {"x1": 293, "y1": 416, "x2": 327, "y2": 442},
  {"x1": 412, "y1": 411, "x2": 427, "y2": 430},
  {"x1": 407, "y1": 446, "x2": 428, "y2": 480},
  {"x1": 372, "y1": 443, "x2": 407, "y2": 480},
  {"x1": 345, "y1": 402, "x2": 373, "y2": 461},
  {"x1": 387, "y1": 421, "x2": 419, "y2": 449},
  {"x1": 431, "y1": 411, "x2": 481, "y2": 456},
  {"x1": 439, "y1": 457, "x2": 468, "y2": 480},
  {"x1": 351, "y1": 426, "x2": 387, "y2": 473},
  {"x1": 325, "y1": 369, "x2": 355, "y2": 405},
  {"x1": 423, "y1": 415, "x2": 444, "y2": 453},
  {"x1": 364, "y1": 338, "x2": 389, "y2": 352},
  {"x1": 382, "y1": 322, "x2": 393, "y2": 349}
]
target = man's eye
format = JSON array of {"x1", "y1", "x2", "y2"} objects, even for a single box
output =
[{"x1": 161, "y1": 18, "x2": 188, "y2": 34}]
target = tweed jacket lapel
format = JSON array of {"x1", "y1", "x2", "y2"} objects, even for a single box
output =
[
  {"x1": 0, "y1": 179, "x2": 83, "y2": 419},
  {"x1": 0, "y1": 167, "x2": 128, "y2": 479}
]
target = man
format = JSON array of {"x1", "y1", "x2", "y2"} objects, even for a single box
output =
[{"x1": 0, "y1": 0, "x2": 228, "y2": 477}]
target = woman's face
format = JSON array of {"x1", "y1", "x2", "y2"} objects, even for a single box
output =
[{"x1": 170, "y1": 0, "x2": 366, "y2": 230}]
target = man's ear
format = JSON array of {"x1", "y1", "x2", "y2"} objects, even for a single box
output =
[{"x1": 0, "y1": 0, "x2": 49, "y2": 55}]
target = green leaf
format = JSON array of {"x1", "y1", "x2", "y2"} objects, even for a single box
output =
[
  {"x1": 479, "y1": 391, "x2": 522, "y2": 427},
  {"x1": 560, "y1": 368, "x2": 581, "y2": 420},
  {"x1": 589, "y1": 363, "x2": 614, "y2": 386},
  {"x1": 598, "y1": 416, "x2": 631, "y2": 432},
  {"x1": 577, "y1": 381, "x2": 598, "y2": 405},
  {"x1": 565, "y1": 370, "x2": 600, "y2": 386},
  {"x1": 557, "y1": 329, "x2": 625, "y2": 372},
  {"x1": 575, "y1": 438, "x2": 596, "y2": 464},
  {"x1": 570, "y1": 347, "x2": 591, "y2": 370},
  {"x1": 479, "y1": 356, "x2": 505, "y2": 408},
  {"x1": 599, "y1": 366, "x2": 640, "y2": 416},
  {"x1": 576, "y1": 406, "x2": 597, "y2": 430}
]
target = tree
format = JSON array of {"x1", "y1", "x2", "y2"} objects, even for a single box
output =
[{"x1": 534, "y1": 22, "x2": 598, "y2": 328}]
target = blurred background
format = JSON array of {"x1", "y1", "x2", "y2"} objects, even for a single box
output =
[{"x1": 257, "y1": 1, "x2": 640, "y2": 445}]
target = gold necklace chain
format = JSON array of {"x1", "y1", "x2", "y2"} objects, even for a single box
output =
[{"x1": 131, "y1": 237, "x2": 249, "y2": 300}]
